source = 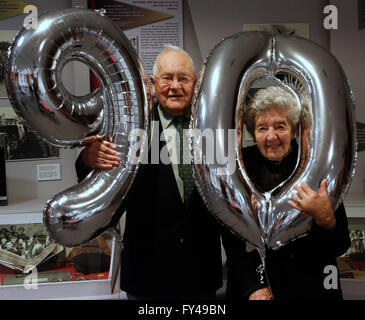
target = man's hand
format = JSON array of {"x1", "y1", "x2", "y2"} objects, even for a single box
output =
[
  {"x1": 80, "y1": 135, "x2": 120, "y2": 170},
  {"x1": 249, "y1": 287, "x2": 273, "y2": 300},
  {"x1": 288, "y1": 179, "x2": 336, "y2": 231}
]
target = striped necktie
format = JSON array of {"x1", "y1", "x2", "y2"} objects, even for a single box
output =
[{"x1": 174, "y1": 116, "x2": 194, "y2": 205}]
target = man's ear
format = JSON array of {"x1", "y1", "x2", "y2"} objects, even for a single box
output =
[{"x1": 150, "y1": 75, "x2": 156, "y2": 95}]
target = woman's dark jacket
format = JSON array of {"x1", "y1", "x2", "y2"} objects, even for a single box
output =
[{"x1": 224, "y1": 140, "x2": 351, "y2": 300}]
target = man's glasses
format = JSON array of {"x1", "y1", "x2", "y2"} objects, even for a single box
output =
[{"x1": 155, "y1": 75, "x2": 194, "y2": 87}]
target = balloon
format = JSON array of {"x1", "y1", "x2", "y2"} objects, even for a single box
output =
[
  {"x1": 191, "y1": 31, "x2": 356, "y2": 255},
  {"x1": 6, "y1": 8, "x2": 150, "y2": 247}
]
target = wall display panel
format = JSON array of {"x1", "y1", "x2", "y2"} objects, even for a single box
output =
[
  {"x1": 0, "y1": 0, "x2": 38, "y2": 22},
  {"x1": 89, "y1": 0, "x2": 183, "y2": 76}
]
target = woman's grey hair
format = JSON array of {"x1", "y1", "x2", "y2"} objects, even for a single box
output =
[
  {"x1": 244, "y1": 86, "x2": 302, "y2": 138},
  {"x1": 152, "y1": 44, "x2": 195, "y2": 76}
]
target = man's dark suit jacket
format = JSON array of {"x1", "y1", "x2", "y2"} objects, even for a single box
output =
[{"x1": 75, "y1": 104, "x2": 226, "y2": 299}]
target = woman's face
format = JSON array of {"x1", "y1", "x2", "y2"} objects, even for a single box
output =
[{"x1": 254, "y1": 107, "x2": 295, "y2": 162}]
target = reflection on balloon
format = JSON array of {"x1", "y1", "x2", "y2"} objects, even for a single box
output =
[
  {"x1": 6, "y1": 8, "x2": 150, "y2": 247},
  {"x1": 191, "y1": 31, "x2": 356, "y2": 258}
]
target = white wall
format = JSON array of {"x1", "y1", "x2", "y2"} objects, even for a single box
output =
[
  {"x1": 330, "y1": 0, "x2": 365, "y2": 194},
  {"x1": 185, "y1": 0, "x2": 330, "y2": 69},
  {"x1": 184, "y1": 0, "x2": 363, "y2": 195}
]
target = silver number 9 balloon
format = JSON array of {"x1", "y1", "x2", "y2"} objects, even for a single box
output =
[
  {"x1": 6, "y1": 8, "x2": 150, "y2": 247},
  {"x1": 191, "y1": 31, "x2": 356, "y2": 256}
]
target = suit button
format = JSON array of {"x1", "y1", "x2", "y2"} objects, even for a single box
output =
[{"x1": 180, "y1": 238, "x2": 184, "y2": 243}]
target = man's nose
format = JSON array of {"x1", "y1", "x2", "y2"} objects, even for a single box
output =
[{"x1": 169, "y1": 79, "x2": 183, "y2": 89}]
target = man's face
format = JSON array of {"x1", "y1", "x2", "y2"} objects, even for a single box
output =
[
  {"x1": 150, "y1": 51, "x2": 196, "y2": 116},
  {"x1": 254, "y1": 107, "x2": 295, "y2": 162}
]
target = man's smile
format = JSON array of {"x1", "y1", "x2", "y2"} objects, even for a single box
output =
[{"x1": 168, "y1": 94, "x2": 184, "y2": 99}]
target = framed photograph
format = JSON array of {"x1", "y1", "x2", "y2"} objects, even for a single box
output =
[
  {"x1": 0, "y1": 30, "x2": 18, "y2": 99},
  {"x1": 0, "y1": 106, "x2": 59, "y2": 161},
  {"x1": 0, "y1": 31, "x2": 60, "y2": 161}
]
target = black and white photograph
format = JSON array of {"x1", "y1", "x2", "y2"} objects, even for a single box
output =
[
  {"x1": 0, "y1": 222, "x2": 63, "y2": 273},
  {"x1": 0, "y1": 106, "x2": 59, "y2": 161},
  {"x1": 0, "y1": 223, "x2": 52, "y2": 259},
  {"x1": 0, "y1": 30, "x2": 18, "y2": 98}
]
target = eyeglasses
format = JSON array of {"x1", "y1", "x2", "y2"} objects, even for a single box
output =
[{"x1": 155, "y1": 75, "x2": 194, "y2": 87}]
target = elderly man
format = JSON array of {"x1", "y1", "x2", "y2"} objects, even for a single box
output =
[{"x1": 75, "y1": 45, "x2": 247, "y2": 299}]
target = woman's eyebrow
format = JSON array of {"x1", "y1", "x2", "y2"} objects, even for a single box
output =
[{"x1": 274, "y1": 120, "x2": 288, "y2": 125}]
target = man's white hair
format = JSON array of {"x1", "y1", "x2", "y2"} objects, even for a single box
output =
[{"x1": 152, "y1": 44, "x2": 195, "y2": 76}]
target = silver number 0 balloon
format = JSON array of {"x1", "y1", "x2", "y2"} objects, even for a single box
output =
[
  {"x1": 6, "y1": 8, "x2": 150, "y2": 247},
  {"x1": 191, "y1": 32, "x2": 356, "y2": 255}
]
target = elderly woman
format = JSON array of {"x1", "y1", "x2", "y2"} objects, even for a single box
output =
[{"x1": 223, "y1": 86, "x2": 350, "y2": 300}]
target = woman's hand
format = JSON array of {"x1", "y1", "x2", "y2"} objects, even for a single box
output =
[
  {"x1": 81, "y1": 135, "x2": 120, "y2": 170},
  {"x1": 251, "y1": 194, "x2": 258, "y2": 212},
  {"x1": 288, "y1": 179, "x2": 336, "y2": 231},
  {"x1": 249, "y1": 287, "x2": 273, "y2": 300}
]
